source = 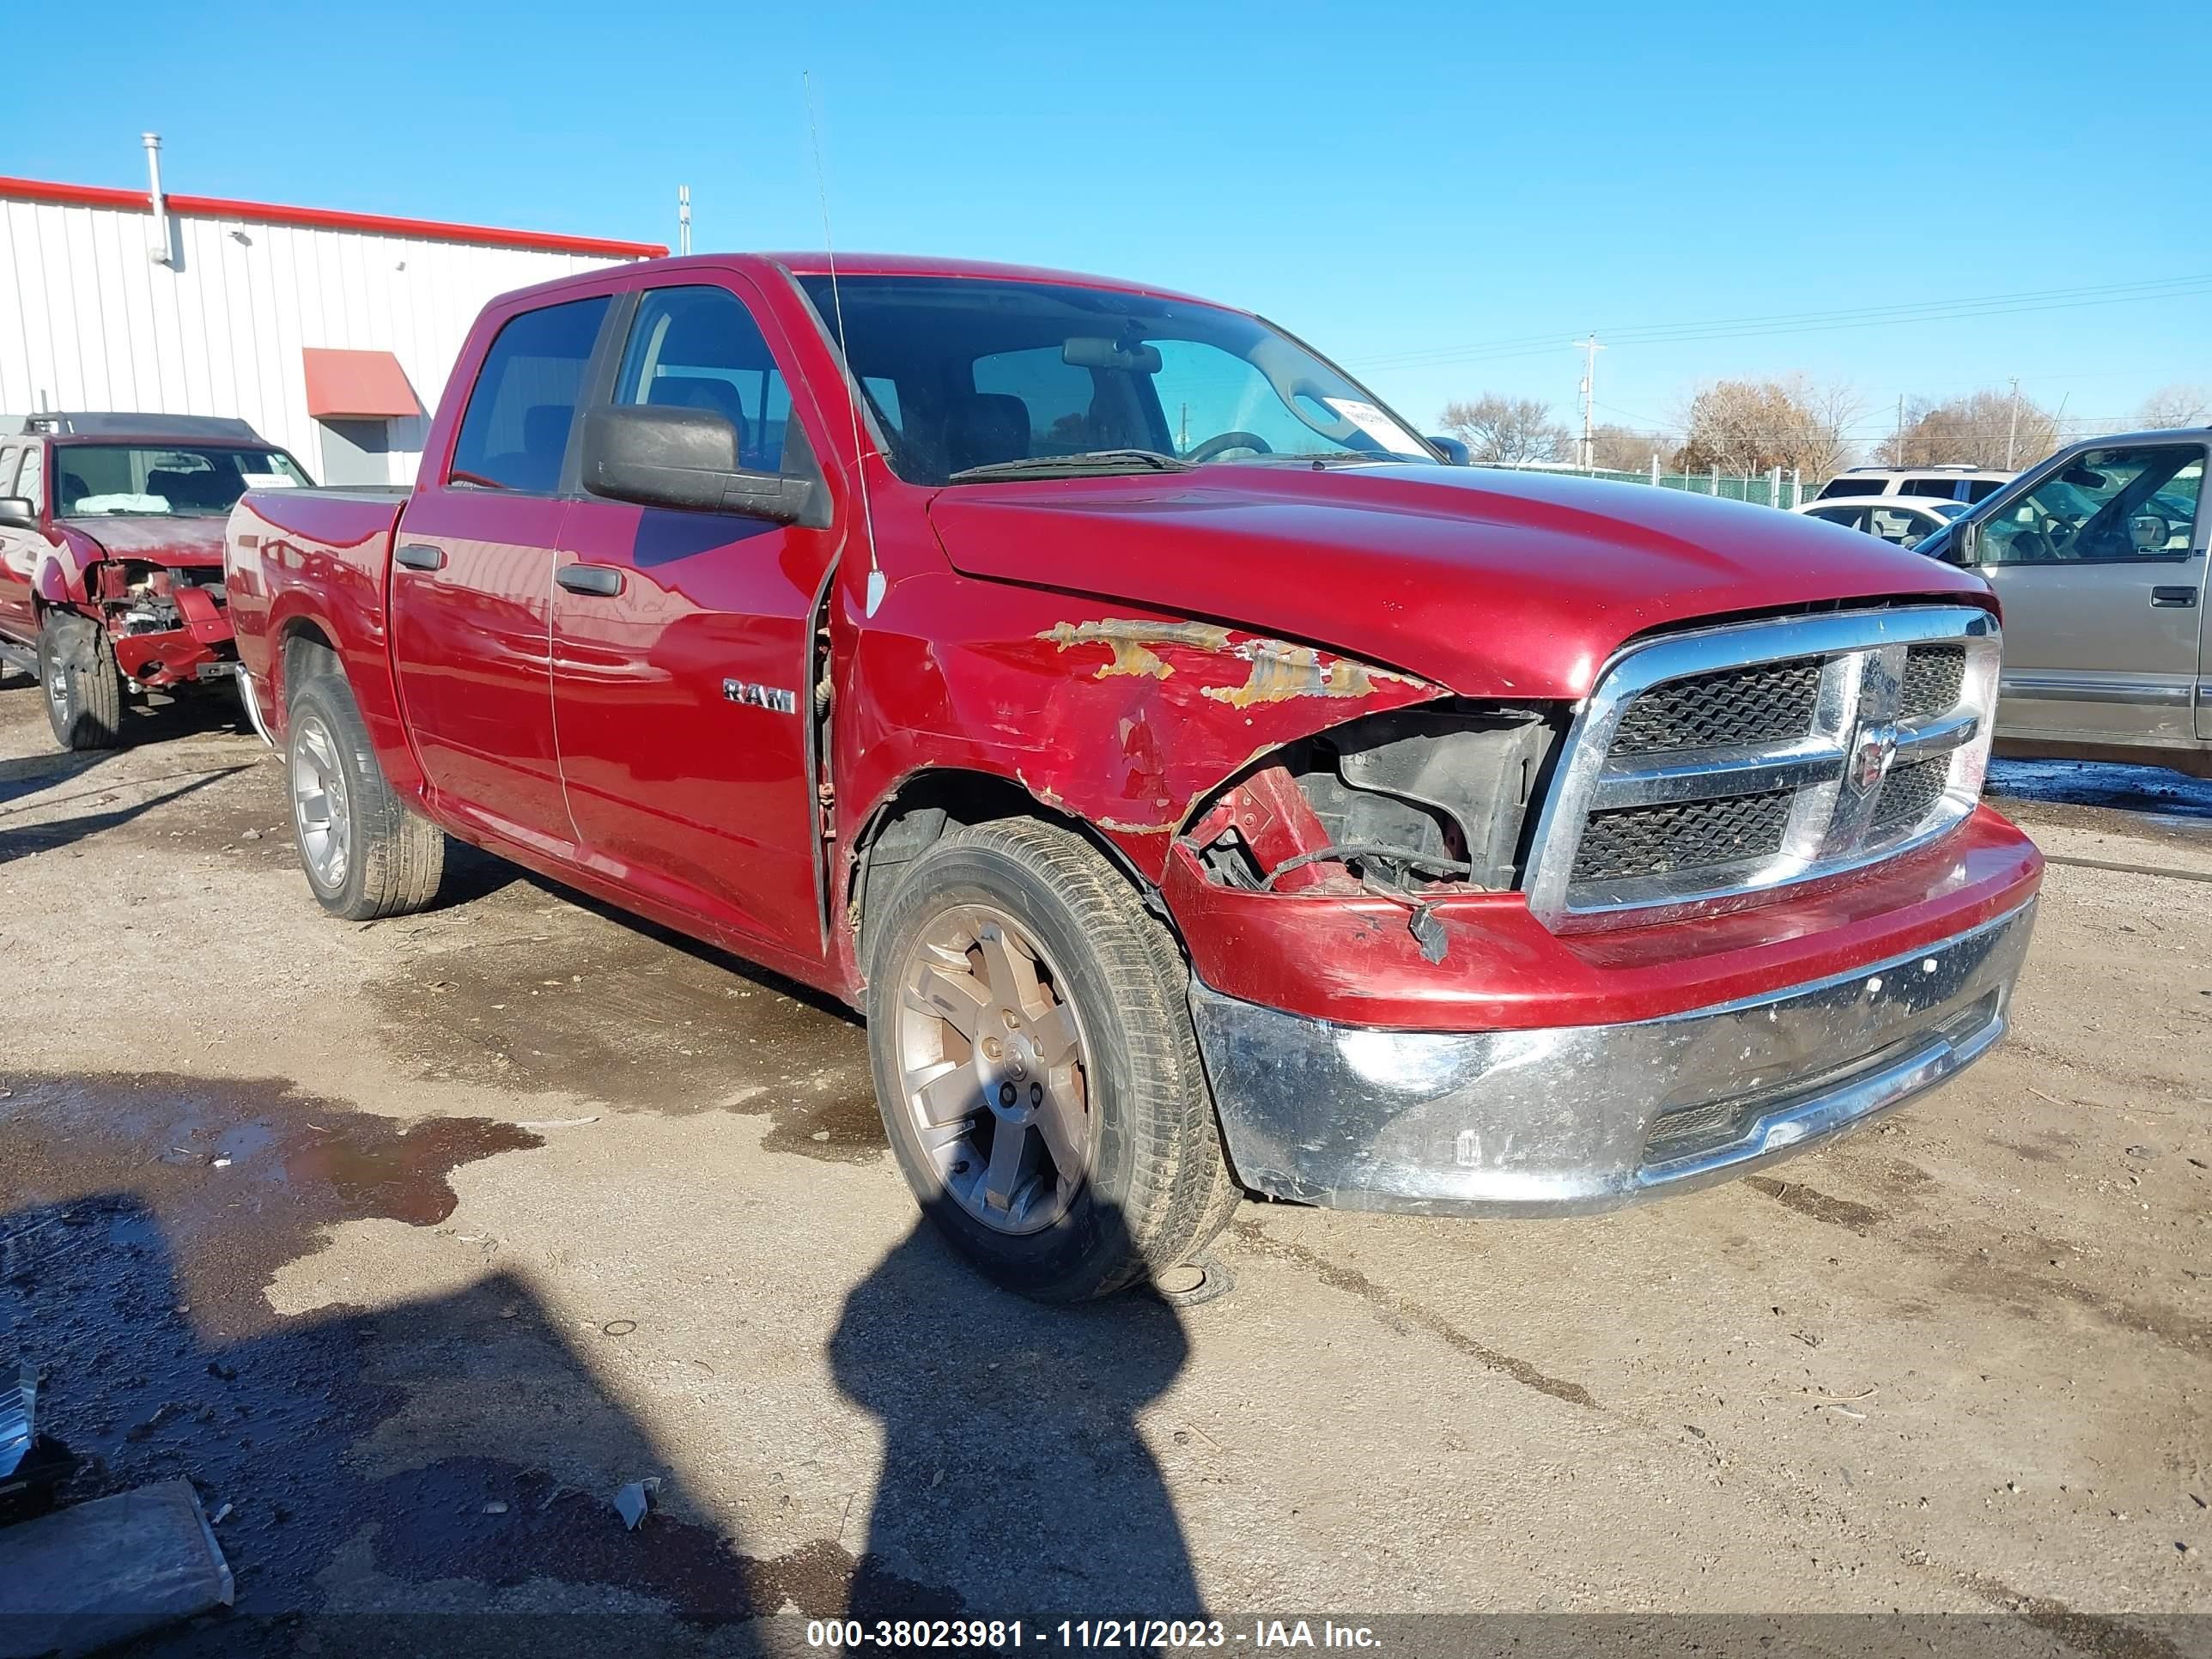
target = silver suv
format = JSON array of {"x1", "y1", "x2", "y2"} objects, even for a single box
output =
[
  {"x1": 1814, "y1": 465, "x2": 2015, "y2": 504},
  {"x1": 1914, "y1": 430, "x2": 2209, "y2": 778}
]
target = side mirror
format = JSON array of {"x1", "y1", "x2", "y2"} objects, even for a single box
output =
[
  {"x1": 1425, "y1": 434, "x2": 1472, "y2": 466},
  {"x1": 580, "y1": 405, "x2": 818, "y2": 527},
  {"x1": 1928, "y1": 519, "x2": 1979, "y2": 566},
  {"x1": 0, "y1": 496, "x2": 37, "y2": 530},
  {"x1": 2130, "y1": 514, "x2": 2172, "y2": 554}
]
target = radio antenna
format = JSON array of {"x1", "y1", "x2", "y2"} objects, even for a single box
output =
[{"x1": 805, "y1": 70, "x2": 884, "y2": 617}]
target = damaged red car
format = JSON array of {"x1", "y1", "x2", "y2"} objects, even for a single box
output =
[
  {"x1": 223, "y1": 256, "x2": 2043, "y2": 1301},
  {"x1": 0, "y1": 414, "x2": 311, "y2": 749}
]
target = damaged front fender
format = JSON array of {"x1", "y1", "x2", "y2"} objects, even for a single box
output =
[
  {"x1": 1021, "y1": 614, "x2": 1443, "y2": 848},
  {"x1": 833, "y1": 573, "x2": 1444, "y2": 897}
]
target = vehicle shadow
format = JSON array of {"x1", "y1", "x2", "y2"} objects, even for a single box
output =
[
  {"x1": 827, "y1": 1216, "x2": 1206, "y2": 1620},
  {"x1": 0, "y1": 766, "x2": 248, "y2": 862},
  {"x1": 507, "y1": 866, "x2": 863, "y2": 1028},
  {"x1": 1, "y1": 1077, "x2": 1203, "y2": 1650},
  {"x1": 0, "y1": 746, "x2": 110, "y2": 809}
]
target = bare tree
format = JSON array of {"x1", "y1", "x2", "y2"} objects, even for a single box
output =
[
  {"x1": 1589, "y1": 422, "x2": 1664, "y2": 472},
  {"x1": 2137, "y1": 384, "x2": 2211, "y2": 430},
  {"x1": 1437, "y1": 394, "x2": 1571, "y2": 465},
  {"x1": 1673, "y1": 375, "x2": 1862, "y2": 481},
  {"x1": 1875, "y1": 389, "x2": 2058, "y2": 470}
]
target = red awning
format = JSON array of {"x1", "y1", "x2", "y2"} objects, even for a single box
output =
[{"x1": 303, "y1": 349, "x2": 420, "y2": 420}]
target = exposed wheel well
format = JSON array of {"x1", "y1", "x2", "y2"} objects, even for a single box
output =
[
  {"x1": 848, "y1": 769, "x2": 1158, "y2": 957},
  {"x1": 278, "y1": 623, "x2": 340, "y2": 707}
]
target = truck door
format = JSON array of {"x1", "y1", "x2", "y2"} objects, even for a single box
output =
[
  {"x1": 387, "y1": 295, "x2": 611, "y2": 854},
  {"x1": 0, "y1": 443, "x2": 40, "y2": 638},
  {"x1": 1971, "y1": 441, "x2": 2207, "y2": 752},
  {"x1": 550, "y1": 279, "x2": 837, "y2": 958}
]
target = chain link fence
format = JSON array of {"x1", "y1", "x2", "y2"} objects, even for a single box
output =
[{"x1": 1475, "y1": 461, "x2": 1810, "y2": 509}]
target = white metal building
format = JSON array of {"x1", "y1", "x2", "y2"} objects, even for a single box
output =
[{"x1": 0, "y1": 142, "x2": 664, "y2": 484}]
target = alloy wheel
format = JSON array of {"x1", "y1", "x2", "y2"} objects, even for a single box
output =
[
  {"x1": 290, "y1": 714, "x2": 351, "y2": 891},
  {"x1": 893, "y1": 903, "x2": 1093, "y2": 1234}
]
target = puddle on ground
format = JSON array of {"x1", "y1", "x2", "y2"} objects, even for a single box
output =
[
  {"x1": 0, "y1": 1070, "x2": 943, "y2": 1641},
  {"x1": 1985, "y1": 759, "x2": 2212, "y2": 856},
  {"x1": 0, "y1": 1073, "x2": 540, "y2": 1336},
  {"x1": 362, "y1": 900, "x2": 881, "y2": 1164}
]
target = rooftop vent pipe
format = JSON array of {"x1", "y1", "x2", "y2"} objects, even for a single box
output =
[{"x1": 143, "y1": 133, "x2": 176, "y2": 266}]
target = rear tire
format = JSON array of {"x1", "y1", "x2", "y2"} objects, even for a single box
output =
[
  {"x1": 39, "y1": 611, "x2": 125, "y2": 750},
  {"x1": 286, "y1": 672, "x2": 445, "y2": 921},
  {"x1": 864, "y1": 818, "x2": 1237, "y2": 1303}
]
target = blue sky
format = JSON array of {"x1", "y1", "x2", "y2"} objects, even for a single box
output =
[{"x1": 15, "y1": 0, "x2": 2209, "y2": 454}]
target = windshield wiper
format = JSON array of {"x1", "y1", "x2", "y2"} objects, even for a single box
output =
[
  {"x1": 947, "y1": 449, "x2": 1195, "y2": 483},
  {"x1": 1224, "y1": 450, "x2": 1420, "y2": 469}
]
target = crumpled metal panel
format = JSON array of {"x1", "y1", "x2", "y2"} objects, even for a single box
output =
[
  {"x1": 0, "y1": 1367, "x2": 32, "y2": 1483},
  {"x1": 1188, "y1": 899, "x2": 2035, "y2": 1216}
]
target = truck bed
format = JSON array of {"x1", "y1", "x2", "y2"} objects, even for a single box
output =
[{"x1": 224, "y1": 485, "x2": 414, "y2": 736}]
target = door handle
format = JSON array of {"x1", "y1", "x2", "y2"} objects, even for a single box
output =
[
  {"x1": 2149, "y1": 586, "x2": 2197, "y2": 608},
  {"x1": 556, "y1": 562, "x2": 624, "y2": 597},
  {"x1": 394, "y1": 543, "x2": 446, "y2": 572}
]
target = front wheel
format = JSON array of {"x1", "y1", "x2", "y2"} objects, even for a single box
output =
[
  {"x1": 286, "y1": 672, "x2": 446, "y2": 921},
  {"x1": 39, "y1": 611, "x2": 125, "y2": 750},
  {"x1": 864, "y1": 819, "x2": 1238, "y2": 1302}
]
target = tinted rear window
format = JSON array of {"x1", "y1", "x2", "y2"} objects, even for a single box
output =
[
  {"x1": 1894, "y1": 476, "x2": 1964, "y2": 501},
  {"x1": 449, "y1": 296, "x2": 611, "y2": 493},
  {"x1": 1818, "y1": 478, "x2": 1881, "y2": 499}
]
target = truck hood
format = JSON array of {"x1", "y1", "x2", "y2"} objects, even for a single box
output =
[
  {"x1": 926, "y1": 465, "x2": 1993, "y2": 700},
  {"x1": 62, "y1": 516, "x2": 230, "y2": 568}
]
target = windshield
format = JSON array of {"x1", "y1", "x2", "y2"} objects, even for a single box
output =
[
  {"x1": 56, "y1": 444, "x2": 311, "y2": 519},
  {"x1": 795, "y1": 275, "x2": 1433, "y2": 484}
]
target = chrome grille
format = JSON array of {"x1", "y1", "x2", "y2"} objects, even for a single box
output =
[
  {"x1": 1611, "y1": 659, "x2": 1822, "y2": 755},
  {"x1": 1572, "y1": 790, "x2": 1795, "y2": 883},
  {"x1": 1899, "y1": 646, "x2": 1964, "y2": 720},
  {"x1": 1524, "y1": 607, "x2": 2002, "y2": 929}
]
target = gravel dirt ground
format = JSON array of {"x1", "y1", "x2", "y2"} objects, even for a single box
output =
[{"x1": 0, "y1": 680, "x2": 2207, "y2": 1655}]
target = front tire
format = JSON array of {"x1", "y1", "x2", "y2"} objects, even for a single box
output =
[
  {"x1": 864, "y1": 818, "x2": 1238, "y2": 1302},
  {"x1": 286, "y1": 672, "x2": 445, "y2": 921},
  {"x1": 39, "y1": 611, "x2": 125, "y2": 750}
]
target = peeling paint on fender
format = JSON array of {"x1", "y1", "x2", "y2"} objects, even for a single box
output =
[
  {"x1": 1201, "y1": 639, "x2": 1422, "y2": 708},
  {"x1": 1037, "y1": 618, "x2": 1234, "y2": 680}
]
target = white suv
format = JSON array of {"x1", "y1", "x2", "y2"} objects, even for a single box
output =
[{"x1": 1814, "y1": 465, "x2": 2014, "y2": 505}]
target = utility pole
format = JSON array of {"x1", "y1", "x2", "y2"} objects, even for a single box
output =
[
  {"x1": 1893, "y1": 393, "x2": 1905, "y2": 465},
  {"x1": 2005, "y1": 377, "x2": 2021, "y2": 468},
  {"x1": 678, "y1": 185, "x2": 692, "y2": 256},
  {"x1": 1575, "y1": 334, "x2": 1604, "y2": 471}
]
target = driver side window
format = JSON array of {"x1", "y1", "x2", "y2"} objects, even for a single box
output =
[{"x1": 1981, "y1": 447, "x2": 2203, "y2": 566}]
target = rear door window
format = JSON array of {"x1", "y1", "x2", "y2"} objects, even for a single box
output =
[
  {"x1": 449, "y1": 296, "x2": 612, "y2": 493},
  {"x1": 1895, "y1": 476, "x2": 1963, "y2": 501},
  {"x1": 1818, "y1": 478, "x2": 1877, "y2": 500},
  {"x1": 1964, "y1": 479, "x2": 2005, "y2": 502}
]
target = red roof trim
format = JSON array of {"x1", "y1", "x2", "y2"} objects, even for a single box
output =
[{"x1": 0, "y1": 175, "x2": 666, "y2": 259}]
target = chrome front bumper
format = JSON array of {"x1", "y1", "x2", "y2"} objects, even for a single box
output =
[{"x1": 1188, "y1": 899, "x2": 2036, "y2": 1216}]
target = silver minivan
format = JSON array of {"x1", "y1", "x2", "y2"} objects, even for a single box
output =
[{"x1": 1915, "y1": 430, "x2": 2209, "y2": 778}]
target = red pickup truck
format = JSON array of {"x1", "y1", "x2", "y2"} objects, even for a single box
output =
[
  {"x1": 1, "y1": 414, "x2": 311, "y2": 749},
  {"x1": 225, "y1": 254, "x2": 2043, "y2": 1302}
]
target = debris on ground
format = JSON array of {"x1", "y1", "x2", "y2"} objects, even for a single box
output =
[
  {"x1": 0, "y1": 1479, "x2": 233, "y2": 1657},
  {"x1": 611, "y1": 1476, "x2": 661, "y2": 1531},
  {"x1": 0, "y1": 1365, "x2": 74, "y2": 1524}
]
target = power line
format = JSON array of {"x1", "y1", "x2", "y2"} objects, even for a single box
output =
[{"x1": 1352, "y1": 273, "x2": 2212, "y2": 372}]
